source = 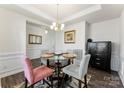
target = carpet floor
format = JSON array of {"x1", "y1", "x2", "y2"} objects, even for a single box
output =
[{"x1": 1, "y1": 58, "x2": 123, "y2": 88}]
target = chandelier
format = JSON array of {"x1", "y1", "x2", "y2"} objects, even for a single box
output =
[{"x1": 50, "y1": 4, "x2": 65, "y2": 31}]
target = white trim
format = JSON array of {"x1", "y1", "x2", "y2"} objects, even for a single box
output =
[
  {"x1": 111, "y1": 53, "x2": 120, "y2": 71},
  {"x1": 16, "y1": 4, "x2": 55, "y2": 22},
  {"x1": 0, "y1": 68, "x2": 23, "y2": 78},
  {"x1": 26, "y1": 48, "x2": 43, "y2": 50},
  {"x1": 0, "y1": 78, "x2": 1, "y2": 88},
  {"x1": 0, "y1": 52, "x2": 24, "y2": 61},
  {"x1": 12, "y1": 4, "x2": 102, "y2": 24},
  {"x1": 119, "y1": 72, "x2": 124, "y2": 86},
  {"x1": 118, "y1": 56, "x2": 124, "y2": 86},
  {"x1": 62, "y1": 5, "x2": 102, "y2": 23},
  {"x1": 0, "y1": 52, "x2": 24, "y2": 78},
  {"x1": 0, "y1": 52, "x2": 24, "y2": 57}
]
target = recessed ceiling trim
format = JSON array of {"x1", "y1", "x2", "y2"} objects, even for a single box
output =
[
  {"x1": 16, "y1": 4, "x2": 102, "y2": 24},
  {"x1": 61, "y1": 4, "x2": 102, "y2": 23},
  {"x1": 16, "y1": 4, "x2": 55, "y2": 22}
]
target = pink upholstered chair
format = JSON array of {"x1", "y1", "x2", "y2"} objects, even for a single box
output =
[{"x1": 23, "y1": 57, "x2": 54, "y2": 88}]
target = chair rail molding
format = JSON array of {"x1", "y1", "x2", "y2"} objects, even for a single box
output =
[
  {"x1": 0, "y1": 52, "x2": 24, "y2": 60},
  {"x1": 0, "y1": 52, "x2": 25, "y2": 78},
  {"x1": 26, "y1": 48, "x2": 49, "y2": 59},
  {"x1": 119, "y1": 56, "x2": 124, "y2": 86}
]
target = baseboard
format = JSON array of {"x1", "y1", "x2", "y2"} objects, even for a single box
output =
[
  {"x1": 0, "y1": 68, "x2": 24, "y2": 78},
  {"x1": 119, "y1": 72, "x2": 124, "y2": 86},
  {"x1": 0, "y1": 78, "x2": 1, "y2": 88}
]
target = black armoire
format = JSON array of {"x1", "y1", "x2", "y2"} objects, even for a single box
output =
[{"x1": 88, "y1": 41, "x2": 111, "y2": 72}]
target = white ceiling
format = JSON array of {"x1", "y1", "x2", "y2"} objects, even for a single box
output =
[
  {"x1": 32, "y1": 4, "x2": 95, "y2": 20},
  {"x1": 0, "y1": 4, "x2": 124, "y2": 25}
]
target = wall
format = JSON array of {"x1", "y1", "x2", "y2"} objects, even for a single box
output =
[
  {"x1": 26, "y1": 23, "x2": 55, "y2": 59},
  {"x1": 88, "y1": 18, "x2": 121, "y2": 71},
  {"x1": 0, "y1": 8, "x2": 26, "y2": 78},
  {"x1": 55, "y1": 21, "x2": 86, "y2": 54},
  {"x1": 119, "y1": 9, "x2": 124, "y2": 86},
  {"x1": 0, "y1": 7, "x2": 55, "y2": 79}
]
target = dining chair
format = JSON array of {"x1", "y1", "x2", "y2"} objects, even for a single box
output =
[
  {"x1": 73, "y1": 49, "x2": 83, "y2": 64},
  {"x1": 23, "y1": 57, "x2": 54, "y2": 88},
  {"x1": 62, "y1": 54, "x2": 91, "y2": 88}
]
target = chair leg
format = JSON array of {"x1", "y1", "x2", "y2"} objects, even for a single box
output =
[
  {"x1": 25, "y1": 78, "x2": 28, "y2": 88},
  {"x1": 84, "y1": 75, "x2": 87, "y2": 88},
  {"x1": 69, "y1": 76, "x2": 72, "y2": 82},
  {"x1": 61, "y1": 73, "x2": 66, "y2": 88},
  {"x1": 78, "y1": 80, "x2": 82, "y2": 88},
  {"x1": 43, "y1": 79, "x2": 45, "y2": 85},
  {"x1": 30, "y1": 85, "x2": 34, "y2": 88},
  {"x1": 50, "y1": 75, "x2": 53, "y2": 88}
]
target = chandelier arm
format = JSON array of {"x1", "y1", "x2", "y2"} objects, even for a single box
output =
[
  {"x1": 57, "y1": 4, "x2": 59, "y2": 25},
  {"x1": 50, "y1": 4, "x2": 65, "y2": 31}
]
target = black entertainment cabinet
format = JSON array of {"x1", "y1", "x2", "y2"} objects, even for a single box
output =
[{"x1": 87, "y1": 41, "x2": 111, "y2": 72}]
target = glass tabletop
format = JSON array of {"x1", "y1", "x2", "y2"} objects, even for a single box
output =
[{"x1": 49, "y1": 55, "x2": 66, "y2": 61}]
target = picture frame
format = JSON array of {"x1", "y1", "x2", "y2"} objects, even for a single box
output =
[
  {"x1": 64, "y1": 30, "x2": 75, "y2": 43},
  {"x1": 29, "y1": 34, "x2": 42, "y2": 44}
]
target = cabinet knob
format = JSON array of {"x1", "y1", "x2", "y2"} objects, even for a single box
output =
[
  {"x1": 96, "y1": 62, "x2": 100, "y2": 65},
  {"x1": 96, "y1": 58, "x2": 100, "y2": 60}
]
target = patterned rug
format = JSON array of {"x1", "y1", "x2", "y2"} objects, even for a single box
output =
[{"x1": 14, "y1": 74, "x2": 91, "y2": 88}]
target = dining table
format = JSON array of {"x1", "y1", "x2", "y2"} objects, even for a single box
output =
[{"x1": 41, "y1": 52, "x2": 76, "y2": 87}]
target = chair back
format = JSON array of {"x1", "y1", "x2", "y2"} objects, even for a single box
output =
[
  {"x1": 23, "y1": 57, "x2": 34, "y2": 84},
  {"x1": 73, "y1": 49, "x2": 83, "y2": 60},
  {"x1": 79, "y1": 54, "x2": 91, "y2": 79}
]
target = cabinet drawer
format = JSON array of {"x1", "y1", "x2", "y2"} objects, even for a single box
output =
[
  {"x1": 95, "y1": 54, "x2": 108, "y2": 59},
  {"x1": 95, "y1": 61, "x2": 101, "y2": 66},
  {"x1": 95, "y1": 57, "x2": 101, "y2": 61},
  {"x1": 94, "y1": 60, "x2": 104, "y2": 68},
  {"x1": 95, "y1": 55, "x2": 107, "y2": 60}
]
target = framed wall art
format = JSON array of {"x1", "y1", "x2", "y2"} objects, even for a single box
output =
[
  {"x1": 29, "y1": 34, "x2": 42, "y2": 44},
  {"x1": 64, "y1": 30, "x2": 75, "y2": 43}
]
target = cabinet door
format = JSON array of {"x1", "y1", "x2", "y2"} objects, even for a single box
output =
[
  {"x1": 96, "y1": 42, "x2": 110, "y2": 71},
  {"x1": 88, "y1": 43, "x2": 97, "y2": 66},
  {"x1": 96, "y1": 43, "x2": 108, "y2": 55}
]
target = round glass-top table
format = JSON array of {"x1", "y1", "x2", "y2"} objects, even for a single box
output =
[{"x1": 41, "y1": 52, "x2": 76, "y2": 87}]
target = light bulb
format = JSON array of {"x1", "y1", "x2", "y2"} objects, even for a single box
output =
[
  {"x1": 52, "y1": 22, "x2": 56, "y2": 27},
  {"x1": 45, "y1": 30, "x2": 48, "y2": 34},
  {"x1": 50, "y1": 25, "x2": 53, "y2": 30},
  {"x1": 61, "y1": 24, "x2": 65, "y2": 28},
  {"x1": 55, "y1": 27, "x2": 58, "y2": 31},
  {"x1": 61, "y1": 24, "x2": 65, "y2": 30}
]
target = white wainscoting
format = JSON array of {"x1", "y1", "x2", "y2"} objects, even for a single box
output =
[
  {"x1": 26, "y1": 48, "x2": 51, "y2": 59},
  {"x1": 111, "y1": 52, "x2": 120, "y2": 71},
  {"x1": 0, "y1": 52, "x2": 24, "y2": 78},
  {"x1": 26, "y1": 48, "x2": 42, "y2": 59},
  {"x1": 0, "y1": 78, "x2": 1, "y2": 88},
  {"x1": 119, "y1": 57, "x2": 124, "y2": 86}
]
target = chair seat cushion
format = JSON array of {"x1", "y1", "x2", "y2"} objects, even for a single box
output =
[
  {"x1": 33, "y1": 66, "x2": 53, "y2": 84},
  {"x1": 74, "y1": 59, "x2": 81, "y2": 65},
  {"x1": 63, "y1": 64, "x2": 81, "y2": 80}
]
